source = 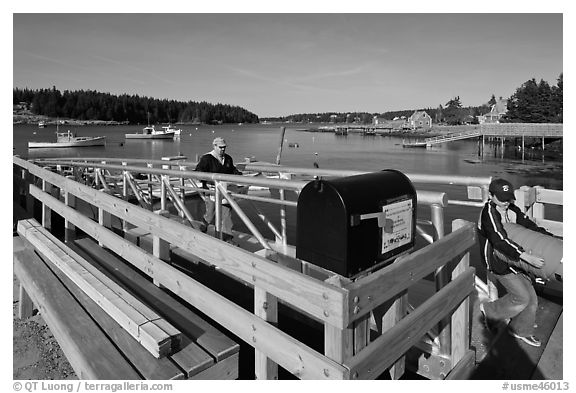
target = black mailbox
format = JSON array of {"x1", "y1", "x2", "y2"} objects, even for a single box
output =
[{"x1": 296, "y1": 170, "x2": 416, "y2": 278}]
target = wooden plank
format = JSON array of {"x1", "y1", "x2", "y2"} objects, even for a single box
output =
[
  {"x1": 346, "y1": 268, "x2": 475, "y2": 379},
  {"x1": 67, "y1": 241, "x2": 216, "y2": 378},
  {"x1": 536, "y1": 188, "x2": 563, "y2": 206},
  {"x1": 75, "y1": 238, "x2": 239, "y2": 361},
  {"x1": 345, "y1": 223, "x2": 476, "y2": 324},
  {"x1": 27, "y1": 182, "x2": 347, "y2": 379},
  {"x1": 533, "y1": 218, "x2": 563, "y2": 237},
  {"x1": 189, "y1": 352, "x2": 239, "y2": 380},
  {"x1": 380, "y1": 291, "x2": 407, "y2": 379},
  {"x1": 445, "y1": 349, "x2": 475, "y2": 380},
  {"x1": 18, "y1": 284, "x2": 35, "y2": 319},
  {"x1": 24, "y1": 169, "x2": 347, "y2": 328},
  {"x1": 450, "y1": 219, "x2": 472, "y2": 369},
  {"x1": 18, "y1": 220, "x2": 181, "y2": 358},
  {"x1": 254, "y1": 288, "x2": 279, "y2": 380},
  {"x1": 19, "y1": 220, "x2": 160, "y2": 327},
  {"x1": 13, "y1": 247, "x2": 141, "y2": 379},
  {"x1": 46, "y1": 252, "x2": 187, "y2": 380},
  {"x1": 41, "y1": 179, "x2": 51, "y2": 229}
]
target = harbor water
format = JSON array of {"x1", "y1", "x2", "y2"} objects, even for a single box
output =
[{"x1": 13, "y1": 122, "x2": 563, "y2": 244}]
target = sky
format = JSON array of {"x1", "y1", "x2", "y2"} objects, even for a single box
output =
[{"x1": 12, "y1": 11, "x2": 564, "y2": 118}]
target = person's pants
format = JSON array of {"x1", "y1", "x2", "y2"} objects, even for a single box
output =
[
  {"x1": 203, "y1": 200, "x2": 233, "y2": 236},
  {"x1": 483, "y1": 272, "x2": 538, "y2": 336}
]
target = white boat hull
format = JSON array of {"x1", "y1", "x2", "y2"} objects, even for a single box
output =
[
  {"x1": 125, "y1": 132, "x2": 175, "y2": 139},
  {"x1": 28, "y1": 136, "x2": 106, "y2": 148}
]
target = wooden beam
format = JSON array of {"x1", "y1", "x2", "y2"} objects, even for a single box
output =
[
  {"x1": 450, "y1": 220, "x2": 472, "y2": 370},
  {"x1": 380, "y1": 291, "x2": 408, "y2": 379},
  {"x1": 345, "y1": 223, "x2": 476, "y2": 324},
  {"x1": 254, "y1": 288, "x2": 279, "y2": 380},
  {"x1": 48, "y1": 247, "x2": 188, "y2": 380},
  {"x1": 18, "y1": 284, "x2": 35, "y2": 319},
  {"x1": 26, "y1": 172, "x2": 347, "y2": 328},
  {"x1": 190, "y1": 352, "x2": 239, "y2": 380},
  {"x1": 535, "y1": 188, "x2": 563, "y2": 206},
  {"x1": 345, "y1": 268, "x2": 475, "y2": 379},
  {"x1": 13, "y1": 247, "x2": 140, "y2": 379},
  {"x1": 74, "y1": 237, "x2": 240, "y2": 362},
  {"x1": 18, "y1": 219, "x2": 181, "y2": 359}
]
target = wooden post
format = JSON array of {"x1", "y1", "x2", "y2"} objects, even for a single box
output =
[
  {"x1": 41, "y1": 178, "x2": 52, "y2": 230},
  {"x1": 152, "y1": 210, "x2": 170, "y2": 287},
  {"x1": 431, "y1": 204, "x2": 451, "y2": 357},
  {"x1": 324, "y1": 324, "x2": 353, "y2": 366},
  {"x1": 522, "y1": 135, "x2": 525, "y2": 161},
  {"x1": 122, "y1": 162, "x2": 128, "y2": 200},
  {"x1": 18, "y1": 284, "x2": 34, "y2": 319},
  {"x1": 532, "y1": 186, "x2": 545, "y2": 220},
  {"x1": 64, "y1": 191, "x2": 76, "y2": 242},
  {"x1": 276, "y1": 126, "x2": 287, "y2": 165},
  {"x1": 450, "y1": 219, "x2": 471, "y2": 374},
  {"x1": 25, "y1": 171, "x2": 34, "y2": 215},
  {"x1": 215, "y1": 181, "x2": 222, "y2": 238},
  {"x1": 98, "y1": 207, "x2": 112, "y2": 247},
  {"x1": 380, "y1": 292, "x2": 407, "y2": 379},
  {"x1": 254, "y1": 288, "x2": 278, "y2": 379},
  {"x1": 147, "y1": 163, "x2": 154, "y2": 211},
  {"x1": 160, "y1": 175, "x2": 167, "y2": 212},
  {"x1": 153, "y1": 209, "x2": 170, "y2": 261},
  {"x1": 180, "y1": 166, "x2": 186, "y2": 214}
]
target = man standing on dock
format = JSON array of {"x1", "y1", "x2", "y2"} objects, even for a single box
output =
[
  {"x1": 478, "y1": 178, "x2": 553, "y2": 347},
  {"x1": 195, "y1": 137, "x2": 242, "y2": 243}
]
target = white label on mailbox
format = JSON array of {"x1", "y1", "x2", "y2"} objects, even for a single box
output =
[{"x1": 381, "y1": 199, "x2": 413, "y2": 254}]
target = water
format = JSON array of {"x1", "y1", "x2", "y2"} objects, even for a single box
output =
[
  {"x1": 13, "y1": 123, "x2": 563, "y2": 189},
  {"x1": 14, "y1": 121, "x2": 563, "y2": 238}
]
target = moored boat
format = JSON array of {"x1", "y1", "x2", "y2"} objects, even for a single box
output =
[
  {"x1": 162, "y1": 124, "x2": 182, "y2": 136},
  {"x1": 28, "y1": 130, "x2": 106, "y2": 148},
  {"x1": 125, "y1": 125, "x2": 175, "y2": 139}
]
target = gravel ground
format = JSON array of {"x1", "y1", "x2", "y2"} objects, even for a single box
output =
[{"x1": 12, "y1": 275, "x2": 76, "y2": 380}]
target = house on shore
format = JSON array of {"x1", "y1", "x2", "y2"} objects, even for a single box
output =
[
  {"x1": 478, "y1": 99, "x2": 508, "y2": 124},
  {"x1": 407, "y1": 111, "x2": 432, "y2": 129}
]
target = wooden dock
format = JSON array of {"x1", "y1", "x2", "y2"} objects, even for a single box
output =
[
  {"x1": 402, "y1": 123, "x2": 562, "y2": 152},
  {"x1": 12, "y1": 154, "x2": 562, "y2": 380}
]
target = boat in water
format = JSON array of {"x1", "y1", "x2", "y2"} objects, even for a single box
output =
[
  {"x1": 28, "y1": 130, "x2": 106, "y2": 148},
  {"x1": 162, "y1": 124, "x2": 182, "y2": 136},
  {"x1": 38, "y1": 121, "x2": 46, "y2": 128},
  {"x1": 125, "y1": 125, "x2": 175, "y2": 140}
]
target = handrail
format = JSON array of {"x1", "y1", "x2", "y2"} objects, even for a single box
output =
[
  {"x1": 29, "y1": 157, "x2": 474, "y2": 245},
  {"x1": 34, "y1": 157, "x2": 492, "y2": 187},
  {"x1": 13, "y1": 155, "x2": 480, "y2": 379}
]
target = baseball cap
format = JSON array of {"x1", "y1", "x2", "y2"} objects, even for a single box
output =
[
  {"x1": 213, "y1": 137, "x2": 227, "y2": 147},
  {"x1": 489, "y1": 178, "x2": 515, "y2": 202}
]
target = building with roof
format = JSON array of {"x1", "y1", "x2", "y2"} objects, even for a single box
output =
[{"x1": 408, "y1": 111, "x2": 432, "y2": 129}]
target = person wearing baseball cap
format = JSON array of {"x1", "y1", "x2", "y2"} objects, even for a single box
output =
[
  {"x1": 195, "y1": 137, "x2": 242, "y2": 243},
  {"x1": 488, "y1": 178, "x2": 516, "y2": 202},
  {"x1": 477, "y1": 178, "x2": 554, "y2": 347}
]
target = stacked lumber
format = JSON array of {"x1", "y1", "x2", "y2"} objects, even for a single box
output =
[{"x1": 17, "y1": 219, "x2": 181, "y2": 358}]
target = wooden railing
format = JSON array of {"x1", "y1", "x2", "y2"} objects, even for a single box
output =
[
  {"x1": 14, "y1": 155, "x2": 477, "y2": 379},
  {"x1": 514, "y1": 186, "x2": 563, "y2": 237}
]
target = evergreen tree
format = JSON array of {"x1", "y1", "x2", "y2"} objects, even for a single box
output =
[
  {"x1": 488, "y1": 94, "x2": 497, "y2": 106},
  {"x1": 443, "y1": 96, "x2": 463, "y2": 125},
  {"x1": 502, "y1": 76, "x2": 562, "y2": 123}
]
